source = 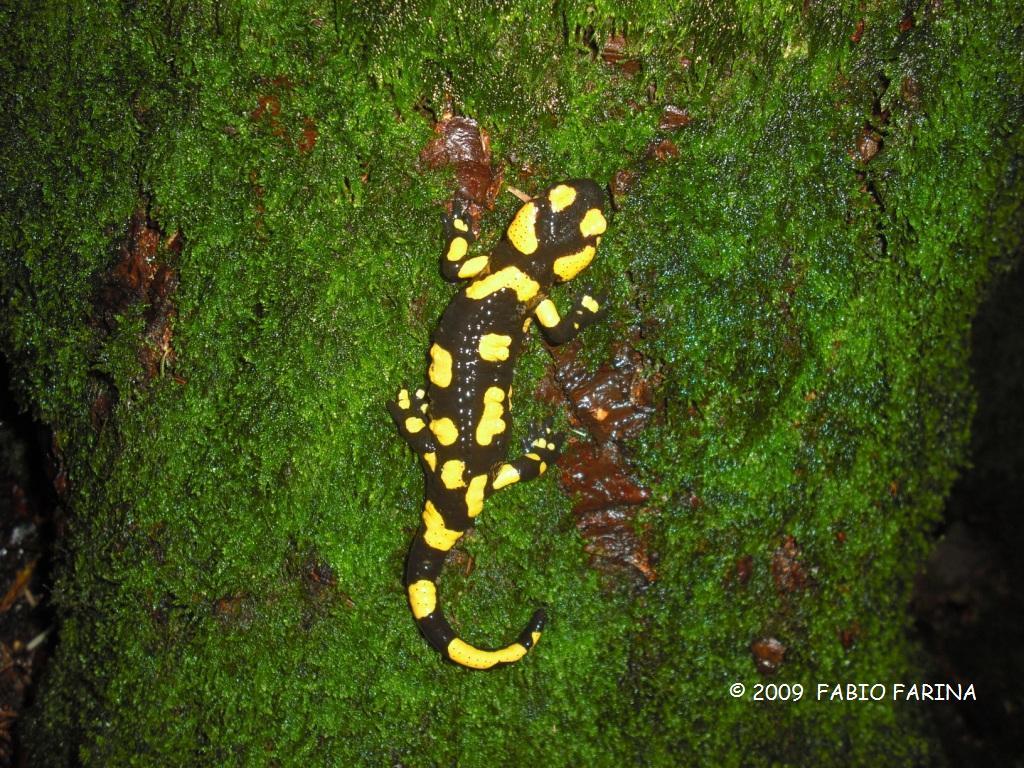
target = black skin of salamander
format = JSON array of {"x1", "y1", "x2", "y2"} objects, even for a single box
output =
[{"x1": 391, "y1": 179, "x2": 607, "y2": 668}]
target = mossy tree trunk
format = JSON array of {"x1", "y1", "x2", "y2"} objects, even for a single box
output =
[{"x1": 1, "y1": 2, "x2": 1021, "y2": 765}]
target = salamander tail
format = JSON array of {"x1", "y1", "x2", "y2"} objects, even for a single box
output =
[{"x1": 405, "y1": 526, "x2": 545, "y2": 670}]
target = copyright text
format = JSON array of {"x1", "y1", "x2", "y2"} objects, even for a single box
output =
[{"x1": 731, "y1": 682, "x2": 976, "y2": 702}]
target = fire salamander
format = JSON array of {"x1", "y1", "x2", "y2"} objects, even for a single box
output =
[{"x1": 388, "y1": 179, "x2": 608, "y2": 669}]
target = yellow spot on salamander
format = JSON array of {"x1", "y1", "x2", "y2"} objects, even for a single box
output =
[
  {"x1": 478, "y1": 333, "x2": 512, "y2": 361},
  {"x1": 429, "y1": 344, "x2": 453, "y2": 388},
  {"x1": 453, "y1": 218, "x2": 469, "y2": 232},
  {"x1": 466, "y1": 474, "x2": 487, "y2": 517},
  {"x1": 581, "y1": 295, "x2": 600, "y2": 313},
  {"x1": 492, "y1": 463, "x2": 520, "y2": 490},
  {"x1": 430, "y1": 417, "x2": 458, "y2": 446},
  {"x1": 440, "y1": 459, "x2": 466, "y2": 489},
  {"x1": 422, "y1": 500, "x2": 463, "y2": 551},
  {"x1": 475, "y1": 387, "x2": 506, "y2": 446},
  {"x1": 531, "y1": 631, "x2": 541, "y2": 646},
  {"x1": 535, "y1": 298, "x2": 560, "y2": 328},
  {"x1": 579, "y1": 208, "x2": 607, "y2": 237},
  {"x1": 526, "y1": 452, "x2": 541, "y2": 461},
  {"x1": 404, "y1": 416, "x2": 425, "y2": 434},
  {"x1": 408, "y1": 579, "x2": 437, "y2": 619},
  {"x1": 447, "y1": 638, "x2": 527, "y2": 669},
  {"x1": 553, "y1": 245, "x2": 596, "y2": 281},
  {"x1": 465, "y1": 266, "x2": 540, "y2": 302},
  {"x1": 548, "y1": 184, "x2": 577, "y2": 212},
  {"x1": 457, "y1": 255, "x2": 489, "y2": 278},
  {"x1": 506, "y1": 202, "x2": 539, "y2": 254},
  {"x1": 397, "y1": 389, "x2": 410, "y2": 409},
  {"x1": 522, "y1": 316, "x2": 532, "y2": 332},
  {"x1": 423, "y1": 452, "x2": 437, "y2": 471},
  {"x1": 446, "y1": 236, "x2": 468, "y2": 262}
]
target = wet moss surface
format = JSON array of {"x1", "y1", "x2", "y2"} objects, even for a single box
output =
[{"x1": 1, "y1": 1, "x2": 1022, "y2": 765}]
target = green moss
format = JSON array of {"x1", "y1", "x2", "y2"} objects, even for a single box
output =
[{"x1": 2, "y1": 1, "x2": 1021, "y2": 765}]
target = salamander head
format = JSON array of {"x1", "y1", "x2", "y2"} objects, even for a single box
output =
[{"x1": 504, "y1": 179, "x2": 607, "y2": 283}]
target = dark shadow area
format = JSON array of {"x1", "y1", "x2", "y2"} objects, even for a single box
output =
[
  {"x1": 913, "y1": 262, "x2": 1024, "y2": 767},
  {"x1": 0, "y1": 354, "x2": 59, "y2": 767}
]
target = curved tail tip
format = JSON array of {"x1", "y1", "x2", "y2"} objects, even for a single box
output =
[
  {"x1": 442, "y1": 608, "x2": 549, "y2": 669},
  {"x1": 529, "y1": 607, "x2": 546, "y2": 632},
  {"x1": 518, "y1": 607, "x2": 547, "y2": 650}
]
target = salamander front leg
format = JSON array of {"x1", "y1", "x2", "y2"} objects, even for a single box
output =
[
  {"x1": 388, "y1": 387, "x2": 436, "y2": 457},
  {"x1": 534, "y1": 293, "x2": 606, "y2": 345},
  {"x1": 490, "y1": 422, "x2": 564, "y2": 491},
  {"x1": 440, "y1": 198, "x2": 491, "y2": 282}
]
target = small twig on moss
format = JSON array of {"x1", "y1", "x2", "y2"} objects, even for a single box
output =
[{"x1": 506, "y1": 185, "x2": 531, "y2": 202}]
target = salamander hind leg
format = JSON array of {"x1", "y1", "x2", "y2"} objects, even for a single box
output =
[
  {"x1": 490, "y1": 421, "x2": 564, "y2": 491},
  {"x1": 388, "y1": 387, "x2": 436, "y2": 456},
  {"x1": 440, "y1": 197, "x2": 490, "y2": 282}
]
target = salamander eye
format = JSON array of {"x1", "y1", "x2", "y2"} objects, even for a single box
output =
[
  {"x1": 547, "y1": 184, "x2": 577, "y2": 212},
  {"x1": 531, "y1": 179, "x2": 607, "y2": 260}
]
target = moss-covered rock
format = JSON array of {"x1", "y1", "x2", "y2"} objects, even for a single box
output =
[{"x1": 1, "y1": 1, "x2": 1020, "y2": 765}]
